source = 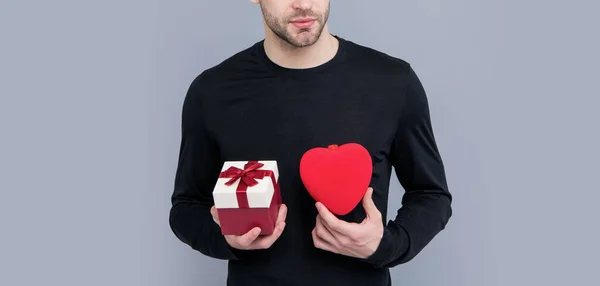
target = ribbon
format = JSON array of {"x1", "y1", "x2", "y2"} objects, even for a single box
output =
[{"x1": 218, "y1": 160, "x2": 279, "y2": 208}]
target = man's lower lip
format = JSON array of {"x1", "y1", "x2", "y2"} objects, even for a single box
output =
[{"x1": 292, "y1": 20, "x2": 315, "y2": 29}]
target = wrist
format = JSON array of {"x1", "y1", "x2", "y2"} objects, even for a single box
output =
[{"x1": 361, "y1": 227, "x2": 393, "y2": 267}]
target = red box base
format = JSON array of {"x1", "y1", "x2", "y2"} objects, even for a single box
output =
[{"x1": 217, "y1": 188, "x2": 282, "y2": 236}]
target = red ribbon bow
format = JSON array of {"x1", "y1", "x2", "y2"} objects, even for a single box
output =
[{"x1": 219, "y1": 161, "x2": 272, "y2": 208}]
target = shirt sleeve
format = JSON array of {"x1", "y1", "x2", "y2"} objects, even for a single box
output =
[
  {"x1": 168, "y1": 73, "x2": 238, "y2": 260},
  {"x1": 362, "y1": 66, "x2": 453, "y2": 268}
]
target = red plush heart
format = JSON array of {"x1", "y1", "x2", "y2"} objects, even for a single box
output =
[{"x1": 299, "y1": 143, "x2": 373, "y2": 215}]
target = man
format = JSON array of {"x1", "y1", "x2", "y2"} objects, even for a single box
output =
[{"x1": 169, "y1": 0, "x2": 452, "y2": 285}]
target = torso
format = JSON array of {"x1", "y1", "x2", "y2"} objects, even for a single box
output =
[{"x1": 197, "y1": 37, "x2": 412, "y2": 285}]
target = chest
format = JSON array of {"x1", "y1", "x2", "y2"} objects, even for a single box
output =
[{"x1": 207, "y1": 75, "x2": 402, "y2": 169}]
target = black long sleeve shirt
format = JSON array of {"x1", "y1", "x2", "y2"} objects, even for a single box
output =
[{"x1": 169, "y1": 36, "x2": 452, "y2": 286}]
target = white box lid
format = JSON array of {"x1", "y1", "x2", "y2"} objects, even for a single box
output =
[{"x1": 212, "y1": 160, "x2": 279, "y2": 209}]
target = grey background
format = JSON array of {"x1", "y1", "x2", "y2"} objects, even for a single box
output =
[{"x1": 1, "y1": 0, "x2": 598, "y2": 285}]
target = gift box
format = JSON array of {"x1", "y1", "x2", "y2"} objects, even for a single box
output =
[{"x1": 212, "y1": 160, "x2": 282, "y2": 236}]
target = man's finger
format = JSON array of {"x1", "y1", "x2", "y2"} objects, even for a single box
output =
[
  {"x1": 232, "y1": 227, "x2": 262, "y2": 247},
  {"x1": 210, "y1": 206, "x2": 220, "y2": 226},
  {"x1": 362, "y1": 187, "x2": 381, "y2": 221},
  {"x1": 315, "y1": 202, "x2": 350, "y2": 233},
  {"x1": 276, "y1": 204, "x2": 287, "y2": 224},
  {"x1": 245, "y1": 204, "x2": 287, "y2": 249},
  {"x1": 315, "y1": 216, "x2": 339, "y2": 248},
  {"x1": 318, "y1": 213, "x2": 345, "y2": 236},
  {"x1": 312, "y1": 228, "x2": 337, "y2": 253},
  {"x1": 255, "y1": 221, "x2": 286, "y2": 249}
]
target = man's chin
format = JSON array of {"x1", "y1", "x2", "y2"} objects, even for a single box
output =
[
  {"x1": 287, "y1": 30, "x2": 320, "y2": 44},
  {"x1": 287, "y1": 36, "x2": 318, "y2": 48}
]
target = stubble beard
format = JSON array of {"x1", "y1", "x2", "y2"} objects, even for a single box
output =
[{"x1": 260, "y1": 4, "x2": 330, "y2": 48}]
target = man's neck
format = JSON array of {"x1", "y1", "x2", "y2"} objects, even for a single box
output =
[{"x1": 263, "y1": 28, "x2": 339, "y2": 69}]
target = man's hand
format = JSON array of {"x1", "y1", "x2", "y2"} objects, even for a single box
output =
[
  {"x1": 210, "y1": 204, "x2": 287, "y2": 250},
  {"x1": 311, "y1": 187, "x2": 384, "y2": 259}
]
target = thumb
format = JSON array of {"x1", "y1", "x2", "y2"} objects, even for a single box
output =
[{"x1": 362, "y1": 187, "x2": 380, "y2": 219}]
